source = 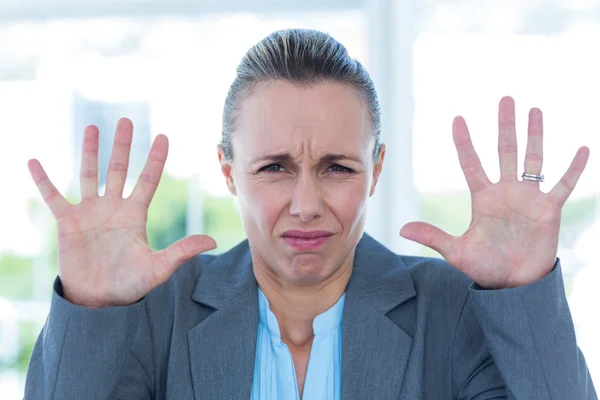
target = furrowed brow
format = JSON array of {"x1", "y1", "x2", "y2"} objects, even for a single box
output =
[
  {"x1": 320, "y1": 153, "x2": 362, "y2": 164},
  {"x1": 251, "y1": 153, "x2": 294, "y2": 165}
]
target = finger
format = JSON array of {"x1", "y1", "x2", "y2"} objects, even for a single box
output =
[
  {"x1": 154, "y1": 235, "x2": 217, "y2": 282},
  {"x1": 27, "y1": 159, "x2": 71, "y2": 219},
  {"x1": 523, "y1": 107, "x2": 544, "y2": 183},
  {"x1": 498, "y1": 96, "x2": 518, "y2": 181},
  {"x1": 549, "y1": 146, "x2": 590, "y2": 206},
  {"x1": 452, "y1": 116, "x2": 491, "y2": 193},
  {"x1": 129, "y1": 134, "x2": 169, "y2": 207},
  {"x1": 80, "y1": 125, "x2": 99, "y2": 199},
  {"x1": 400, "y1": 222, "x2": 456, "y2": 260},
  {"x1": 105, "y1": 118, "x2": 134, "y2": 197}
]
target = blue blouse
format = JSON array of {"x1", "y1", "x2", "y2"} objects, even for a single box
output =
[{"x1": 251, "y1": 288, "x2": 346, "y2": 400}]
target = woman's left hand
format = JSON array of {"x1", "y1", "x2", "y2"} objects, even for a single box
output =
[{"x1": 400, "y1": 96, "x2": 590, "y2": 289}]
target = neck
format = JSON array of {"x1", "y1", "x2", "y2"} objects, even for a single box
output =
[{"x1": 253, "y1": 256, "x2": 352, "y2": 347}]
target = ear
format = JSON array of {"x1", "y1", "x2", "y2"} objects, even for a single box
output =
[
  {"x1": 369, "y1": 143, "x2": 386, "y2": 196},
  {"x1": 217, "y1": 145, "x2": 237, "y2": 196}
]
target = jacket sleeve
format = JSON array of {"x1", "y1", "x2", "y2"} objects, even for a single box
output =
[
  {"x1": 24, "y1": 278, "x2": 154, "y2": 400},
  {"x1": 454, "y1": 260, "x2": 597, "y2": 399}
]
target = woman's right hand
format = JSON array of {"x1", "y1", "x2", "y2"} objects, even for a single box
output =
[{"x1": 28, "y1": 118, "x2": 216, "y2": 308}]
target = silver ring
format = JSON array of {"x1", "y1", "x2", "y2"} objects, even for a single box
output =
[{"x1": 522, "y1": 172, "x2": 544, "y2": 182}]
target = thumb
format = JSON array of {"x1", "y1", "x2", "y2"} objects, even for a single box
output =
[
  {"x1": 400, "y1": 222, "x2": 456, "y2": 259},
  {"x1": 156, "y1": 234, "x2": 217, "y2": 278}
]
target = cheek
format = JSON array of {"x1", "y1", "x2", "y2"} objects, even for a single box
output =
[
  {"x1": 238, "y1": 180, "x2": 290, "y2": 233},
  {"x1": 324, "y1": 180, "x2": 370, "y2": 223}
]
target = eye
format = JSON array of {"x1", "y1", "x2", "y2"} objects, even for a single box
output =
[
  {"x1": 328, "y1": 164, "x2": 354, "y2": 174},
  {"x1": 258, "y1": 163, "x2": 285, "y2": 173}
]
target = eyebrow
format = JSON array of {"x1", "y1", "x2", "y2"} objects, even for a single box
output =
[{"x1": 251, "y1": 152, "x2": 363, "y2": 165}]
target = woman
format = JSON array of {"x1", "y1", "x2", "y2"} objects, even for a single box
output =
[{"x1": 24, "y1": 29, "x2": 596, "y2": 399}]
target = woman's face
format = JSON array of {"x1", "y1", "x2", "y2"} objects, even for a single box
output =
[{"x1": 219, "y1": 80, "x2": 385, "y2": 285}]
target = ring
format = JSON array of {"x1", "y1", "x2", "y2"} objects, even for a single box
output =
[{"x1": 522, "y1": 172, "x2": 544, "y2": 182}]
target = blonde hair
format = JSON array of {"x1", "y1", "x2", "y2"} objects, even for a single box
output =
[{"x1": 221, "y1": 28, "x2": 381, "y2": 161}]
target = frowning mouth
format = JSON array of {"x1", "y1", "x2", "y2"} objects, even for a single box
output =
[{"x1": 281, "y1": 230, "x2": 333, "y2": 251}]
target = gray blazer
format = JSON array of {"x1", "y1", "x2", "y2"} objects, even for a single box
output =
[{"x1": 25, "y1": 234, "x2": 597, "y2": 399}]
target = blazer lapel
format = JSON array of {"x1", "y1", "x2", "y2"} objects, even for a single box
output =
[
  {"x1": 187, "y1": 242, "x2": 259, "y2": 400},
  {"x1": 341, "y1": 235, "x2": 417, "y2": 400}
]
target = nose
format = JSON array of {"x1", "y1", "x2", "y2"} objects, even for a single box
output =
[{"x1": 288, "y1": 172, "x2": 324, "y2": 223}]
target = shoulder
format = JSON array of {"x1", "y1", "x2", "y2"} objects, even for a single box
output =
[
  {"x1": 169, "y1": 253, "x2": 219, "y2": 287},
  {"x1": 353, "y1": 235, "x2": 475, "y2": 341},
  {"x1": 355, "y1": 234, "x2": 473, "y2": 311},
  {"x1": 145, "y1": 239, "x2": 253, "y2": 308},
  {"x1": 143, "y1": 253, "x2": 217, "y2": 309},
  {"x1": 357, "y1": 233, "x2": 473, "y2": 292},
  {"x1": 400, "y1": 254, "x2": 472, "y2": 291},
  {"x1": 399, "y1": 254, "x2": 474, "y2": 312}
]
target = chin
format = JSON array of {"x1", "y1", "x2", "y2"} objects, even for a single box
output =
[{"x1": 287, "y1": 253, "x2": 332, "y2": 283}]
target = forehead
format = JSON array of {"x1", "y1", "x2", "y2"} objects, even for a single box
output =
[{"x1": 234, "y1": 80, "x2": 373, "y2": 161}]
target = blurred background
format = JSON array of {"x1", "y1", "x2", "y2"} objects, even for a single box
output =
[{"x1": 0, "y1": 0, "x2": 599, "y2": 397}]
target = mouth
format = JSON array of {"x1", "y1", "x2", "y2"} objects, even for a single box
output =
[{"x1": 281, "y1": 230, "x2": 333, "y2": 251}]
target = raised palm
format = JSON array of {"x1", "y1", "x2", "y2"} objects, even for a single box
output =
[
  {"x1": 28, "y1": 119, "x2": 216, "y2": 307},
  {"x1": 401, "y1": 97, "x2": 589, "y2": 289}
]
